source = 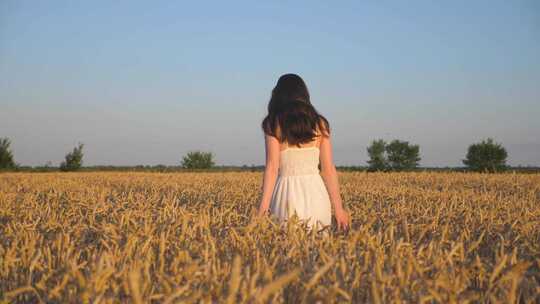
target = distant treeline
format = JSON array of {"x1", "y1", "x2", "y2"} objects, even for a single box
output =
[
  {"x1": 1, "y1": 136, "x2": 538, "y2": 173},
  {"x1": 6, "y1": 165, "x2": 540, "y2": 174}
]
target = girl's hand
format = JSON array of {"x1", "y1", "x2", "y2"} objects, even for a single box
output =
[
  {"x1": 250, "y1": 207, "x2": 268, "y2": 225},
  {"x1": 335, "y1": 208, "x2": 350, "y2": 231},
  {"x1": 254, "y1": 206, "x2": 269, "y2": 218},
  {"x1": 257, "y1": 208, "x2": 268, "y2": 217}
]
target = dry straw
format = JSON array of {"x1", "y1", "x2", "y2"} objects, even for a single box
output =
[{"x1": 0, "y1": 171, "x2": 539, "y2": 303}]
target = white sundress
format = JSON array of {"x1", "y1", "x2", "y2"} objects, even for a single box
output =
[{"x1": 269, "y1": 145, "x2": 332, "y2": 230}]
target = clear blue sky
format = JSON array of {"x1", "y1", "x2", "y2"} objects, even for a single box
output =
[{"x1": 1, "y1": 0, "x2": 539, "y2": 167}]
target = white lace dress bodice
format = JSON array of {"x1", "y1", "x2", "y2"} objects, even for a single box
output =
[
  {"x1": 279, "y1": 146, "x2": 320, "y2": 176},
  {"x1": 269, "y1": 146, "x2": 332, "y2": 230}
]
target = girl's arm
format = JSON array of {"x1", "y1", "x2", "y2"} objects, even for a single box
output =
[
  {"x1": 257, "y1": 134, "x2": 281, "y2": 216},
  {"x1": 319, "y1": 132, "x2": 350, "y2": 229}
]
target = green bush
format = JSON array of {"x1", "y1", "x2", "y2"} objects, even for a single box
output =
[
  {"x1": 463, "y1": 138, "x2": 507, "y2": 172},
  {"x1": 366, "y1": 139, "x2": 387, "y2": 171},
  {"x1": 60, "y1": 143, "x2": 84, "y2": 172},
  {"x1": 0, "y1": 137, "x2": 16, "y2": 170},
  {"x1": 181, "y1": 151, "x2": 215, "y2": 169},
  {"x1": 367, "y1": 139, "x2": 421, "y2": 171},
  {"x1": 386, "y1": 140, "x2": 421, "y2": 171}
]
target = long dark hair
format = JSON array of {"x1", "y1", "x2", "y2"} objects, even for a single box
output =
[{"x1": 262, "y1": 74, "x2": 330, "y2": 146}]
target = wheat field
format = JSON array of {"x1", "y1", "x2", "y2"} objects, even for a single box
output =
[{"x1": 0, "y1": 172, "x2": 539, "y2": 303}]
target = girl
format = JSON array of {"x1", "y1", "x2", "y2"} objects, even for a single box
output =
[{"x1": 257, "y1": 74, "x2": 350, "y2": 231}]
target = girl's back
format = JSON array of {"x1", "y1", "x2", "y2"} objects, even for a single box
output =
[{"x1": 270, "y1": 136, "x2": 332, "y2": 229}]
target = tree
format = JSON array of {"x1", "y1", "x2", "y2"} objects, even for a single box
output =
[
  {"x1": 0, "y1": 137, "x2": 16, "y2": 169},
  {"x1": 385, "y1": 140, "x2": 421, "y2": 171},
  {"x1": 463, "y1": 138, "x2": 507, "y2": 172},
  {"x1": 60, "y1": 143, "x2": 84, "y2": 171},
  {"x1": 366, "y1": 139, "x2": 421, "y2": 171},
  {"x1": 367, "y1": 139, "x2": 387, "y2": 171},
  {"x1": 181, "y1": 151, "x2": 215, "y2": 169}
]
